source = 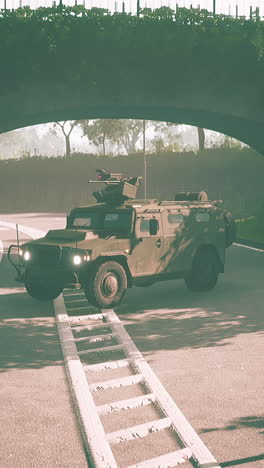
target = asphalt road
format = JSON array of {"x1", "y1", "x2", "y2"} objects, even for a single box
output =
[{"x1": 0, "y1": 213, "x2": 263, "y2": 468}]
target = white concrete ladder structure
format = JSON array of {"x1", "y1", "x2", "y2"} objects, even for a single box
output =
[
  {"x1": 54, "y1": 291, "x2": 221, "y2": 468},
  {"x1": 0, "y1": 219, "x2": 220, "y2": 467}
]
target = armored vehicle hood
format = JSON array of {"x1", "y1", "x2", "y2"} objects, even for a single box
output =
[
  {"x1": 45, "y1": 229, "x2": 99, "y2": 242},
  {"x1": 24, "y1": 229, "x2": 131, "y2": 254}
]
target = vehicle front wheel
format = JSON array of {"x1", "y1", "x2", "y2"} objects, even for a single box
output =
[
  {"x1": 85, "y1": 261, "x2": 127, "y2": 309},
  {"x1": 184, "y1": 248, "x2": 219, "y2": 292},
  {"x1": 25, "y1": 269, "x2": 63, "y2": 301}
]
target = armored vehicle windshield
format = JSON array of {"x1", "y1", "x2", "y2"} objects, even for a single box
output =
[{"x1": 67, "y1": 207, "x2": 133, "y2": 237}]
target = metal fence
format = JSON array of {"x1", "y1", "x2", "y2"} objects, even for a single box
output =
[{"x1": 0, "y1": 0, "x2": 263, "y2": 19}]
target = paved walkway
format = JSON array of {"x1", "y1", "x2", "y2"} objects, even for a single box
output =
[{"x1": 0, "y1": 226, "x2": 87, "y2": 468}]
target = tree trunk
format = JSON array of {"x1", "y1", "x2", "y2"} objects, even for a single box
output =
[
  {"x1": 197, "y1": 127, "x2": 205, "y2": 152},
  {"x1": 65, "y1": 134, "x2": 71, "y2": 157},
  {"x1": 102, "y1": 134, "x2": 106, "y2": 156}
]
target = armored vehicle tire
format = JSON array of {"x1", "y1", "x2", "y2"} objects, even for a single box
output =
[
  {"x1": 85, "y1": 261, "x2": 127, "y2": 309},
  {"x1": 25, "y1": 269, "x2": 63, "y2": 301},
  {"x1": 184, "y1": 248, "x2": 219, "y2": 292}
]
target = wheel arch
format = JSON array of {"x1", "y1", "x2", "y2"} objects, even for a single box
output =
[
  {"x1": 90, "y1": 255, "x2": 133, "y2": 287},
  {"x1": 193, "y1": 244, "x2": 224, "y2": 273}
]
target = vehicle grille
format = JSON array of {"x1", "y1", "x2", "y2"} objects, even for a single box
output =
[{"x1": 29, "y1": 245, "x2": 62, "y2": 267}]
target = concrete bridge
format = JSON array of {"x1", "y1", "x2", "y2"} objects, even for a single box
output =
[{"x1": 0, "y1": 8, "x2": 264, "y2": 153}]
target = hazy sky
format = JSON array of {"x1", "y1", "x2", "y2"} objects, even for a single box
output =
[
  {"x1": 0, "y1": 0, "x2": 263, "y2": 17},
  {"x1": 0, "y1": 122, "x2": 243, "y2": 158}
]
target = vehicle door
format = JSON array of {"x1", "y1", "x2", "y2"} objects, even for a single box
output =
[
  {"x1": 130, "y1": 213, "x2": 164, "y2": 276},
  {"x1": 160, "y1": 208, "x2": 190, "y2": 273}
]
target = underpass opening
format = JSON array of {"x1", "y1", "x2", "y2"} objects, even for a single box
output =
[
  {"x1": 1, "y1": 108, "x2": 264, "y2": 156},
  {"x1": 0, "y1": 117, "x2": 264, "y2": 240}
]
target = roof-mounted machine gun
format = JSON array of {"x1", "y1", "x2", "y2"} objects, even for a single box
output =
[{"x1": 88, "y1": 169, "x2": 142, "y2": 204}]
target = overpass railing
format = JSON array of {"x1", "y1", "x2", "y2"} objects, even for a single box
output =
[{"x1": 0, "y1": 0, "x2": 263, "y2": 19}]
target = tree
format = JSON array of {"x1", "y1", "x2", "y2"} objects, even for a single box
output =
[
  {"x1": 197, "y1": 127, "x2": 205, "y2": 151},
  {"x1": 80, "y1": 119, "x2": 123, "y2": 156},
  {"x1": 80, "y1": 119, "x2": 146, "y2": 156},
  {"x1": 151, "y1": 121, "x2": 181, "y2": 153},
  {"x1": 80, "y1": 119, "x2": 182, "y2": 156},
  {"x1": 0, "y1": 127, "x2": 40, "y2": 159},
  {"x1": 220, "y1": 135, "x2": 244, "y2": 150},
  {"x1": 52, "y1": 121, "x2": 79, "y2": 157},
  {"x1": 118, "y1": 120, "x2": 144, "y2": 154}
]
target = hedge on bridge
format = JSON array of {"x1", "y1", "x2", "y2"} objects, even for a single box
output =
[{"x1": 0, "y1": 6, "x2": 263, "y2": 94}]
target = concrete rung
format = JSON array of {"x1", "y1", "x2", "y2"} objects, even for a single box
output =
[
  {"x1": 68, "y1": 313, "x2": 105, "y2": 322},
  {"x1": 63, "y1": 292, "x2": 85, "y2": 297},
  {"x1": 83, "y1": 358, "x2": 132, "y2": 373},
  {"x1": 107, "y1": 417, "x2": 172, "y2": 444},
  {"x1": 75, "y1": 332, "x2": 117, "y2": 343},
  {"x1": 126, "y1": 447, "x2": 192, "y2": 468},
  {"x1": 71, "y1": 322, "x2": 110, "y2": 332},
  {"x1": 97, "y1": 393, "x2": 156, "y2": 415},
  {"x1": 72, "y1": 322, "x2": 110, "y2": 332},
  {"x1": 64, "y1": 298, "x2": 87, "y2": 304},
  {"x1": 78, "y1": 344, "x2": 123, "y2": 356},
  {"x1": 89, "y1": 374, "x2": 143, "y2": 392}
]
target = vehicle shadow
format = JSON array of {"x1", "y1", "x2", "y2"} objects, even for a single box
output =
[
  {"x1": 220, "y1": 452, "x2": 264, "y2": 467},
  {"x1": 200, "y1": 415, "x2": 264, "y2": 435},
  {"x1": 0, "y1": 256, "x2": 62, "y2": 372},
  {"x1": 117, "y1": 247, "x2": 264, "y2": 353}
]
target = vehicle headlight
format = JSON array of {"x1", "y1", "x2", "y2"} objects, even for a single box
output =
[
  {"x1": 24, "y1": 251, "x2": 31, "y2": 261},
  {"x1": 72, "y1": 252, "x2": 90, "y2": 265},
  {"x1": 73, "y1": 255, "x2": 82, "y2": 265}
]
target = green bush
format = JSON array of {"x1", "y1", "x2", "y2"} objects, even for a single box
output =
[{"x1": 0, "y1": 148, "x2": 263, "y2": 216}]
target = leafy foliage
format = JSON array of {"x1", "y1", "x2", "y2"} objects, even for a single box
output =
[
  {"x1": 0, "y1": 6, "x2": 263, "y2": 95},
  {"x1": 80, "y1": 119, "x2": 123, "y2": 156},
  {"x1": 117, "y1": 120, "x2": 144, "y2": 154},
  {"x1": 52, "y1": 121, "x2": 80, "y2": 157},
  {"x1": 151, "y1": 121, "x2": 181, "y2": 153},
  {"x1": 237, "y1": 207, "x2": 264, "y2": 242}
]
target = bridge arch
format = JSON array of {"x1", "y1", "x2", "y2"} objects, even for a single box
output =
[
  {"x1": 1, "y1": 101, "x2": 263, "y2": 155},
  {"x1": 0, "y1": 8, "x2": 263, "y2": 153}
]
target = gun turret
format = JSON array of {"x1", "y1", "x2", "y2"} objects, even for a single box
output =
[{"x1": 88, "y1": 170, "x2": 142, "y2": 205}]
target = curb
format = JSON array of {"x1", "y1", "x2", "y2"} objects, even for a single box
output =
[
  {"x1": 236, "y1": 237, "x2": 264, "y2": 250},
  {"x1": 0, "y1": 220, "x2": 45, "y2": 239}
]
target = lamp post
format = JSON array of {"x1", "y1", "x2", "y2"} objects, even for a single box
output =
[
  {"x1": 137, "y1": 0, "x2": 140, "y2": 17},
  {"x1": 143, "y1": 120, "x2": 147, "y2": 199},
  {"x1": 213, "y1": 0, "x2": 215, "y2": 15}
]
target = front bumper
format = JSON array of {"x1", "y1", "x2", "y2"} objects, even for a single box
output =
[
  {"x1": 7, "y1": 244, "x2": 86, "y2": 288},
  {"x1": 8, "y1": 244, "x2": 24, "y2": 281}
]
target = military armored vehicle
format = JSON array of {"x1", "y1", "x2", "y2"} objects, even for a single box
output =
[{"x1": 8, "y1": 170, "x2": 236, "y2": 308}]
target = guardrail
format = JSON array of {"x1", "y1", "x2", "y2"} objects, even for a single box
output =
[{"x1": 0, "y1": 0, "x2": 263, "y2": 19}]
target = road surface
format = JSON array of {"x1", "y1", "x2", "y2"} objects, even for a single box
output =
[{"x1": 0, "y1": 213, "x2": 263, "y2": 467}]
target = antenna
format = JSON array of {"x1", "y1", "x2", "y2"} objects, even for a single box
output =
[
  {"x1": 75, "y1": 227, "x2": 78, "y2": 249},
  {"x1": 143, "y1": 120, "x2": 147, "y2": 200},
  {"x1": 16, "y1": 224, "x2": 21, "y2": 272}
]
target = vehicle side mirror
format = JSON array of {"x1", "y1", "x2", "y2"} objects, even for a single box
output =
[{"x1": 149, "y1": 219, "x2": 159, "y2": 236}]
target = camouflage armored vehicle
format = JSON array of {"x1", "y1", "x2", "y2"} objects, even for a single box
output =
[{"x1": 8, "y1": 170, "x2": 236, "y2": 309}]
